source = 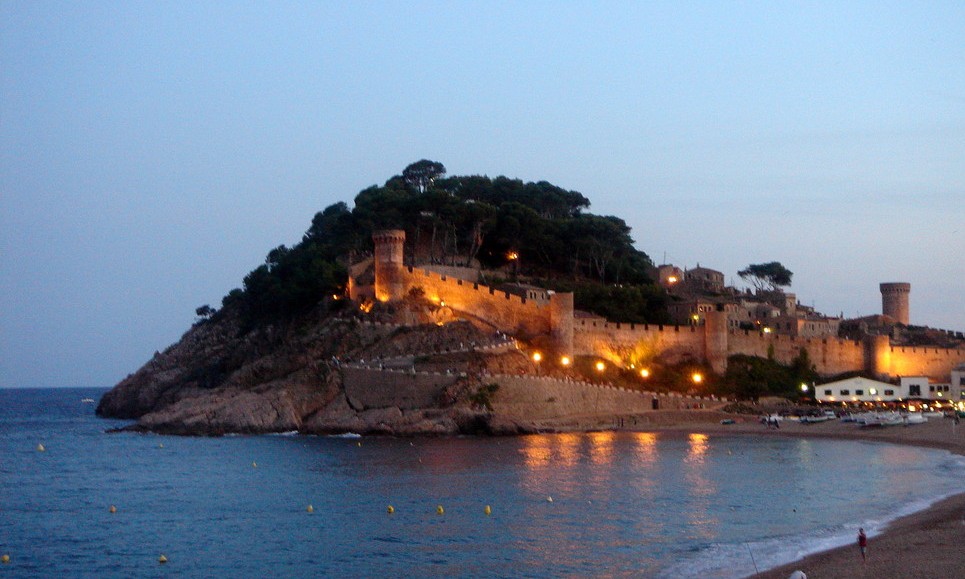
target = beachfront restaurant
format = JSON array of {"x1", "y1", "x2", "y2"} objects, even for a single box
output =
[
  {"x1": 899, "y1": 376, "x2": 958, "y2": 403},
  {"x1": 815, "y1": 376, "x2": 902, "y2": 404}
]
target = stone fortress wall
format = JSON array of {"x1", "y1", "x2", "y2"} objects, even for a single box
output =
[
  {"x1": 488, "y1": 374, "x2": 724, "y2": 421},
  {"x1": 357, "y1": 230, "x2": 964, "y2": 381}
]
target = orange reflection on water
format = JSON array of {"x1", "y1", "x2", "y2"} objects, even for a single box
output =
[
  {"x1": 684, "y1": 433, "x2": 718, "y2": 538},
  {"x1": 520, "y1": 435, "x2": 552, "y2": 469},
  {"x1": 519, "y1": 433, "x2": 582, "y2": 470},
  {"x1": 588, "y1": 431, "x2": 615, "y2": 466},
  {"x1": 633, "y1": 432, "x2": 658, "y2": 465},
  {"x1": 687, "y1": 433, "x2": 709, "y2": 463},
  {"x1": 556, "y1": 433, "x2": 581, "y2": 468}
]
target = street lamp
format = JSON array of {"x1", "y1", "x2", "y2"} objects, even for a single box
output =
[
  {"x1": 691, "y1": 372, "x2": 703, "y2": 384},
  {"x1": 595, "y1": 361, "x2": 606, "y2": 373},
  {"x1": 640, "y1": 369, "x2": 650, "y2": 378},
  {"x1": 532, "y1": 352, "x2": 542, "y2": 375},
  {"x1": 560, "y1": 356, "x2": 571, "y2": 367}
]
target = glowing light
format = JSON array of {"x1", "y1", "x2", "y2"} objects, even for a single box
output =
[
  {"x1": 507, "y1": 252, "x2": 519, "y2": 261},
  {"x1": 595, "y1": 361, "x2": 606, "y2": 372},
  {"x1": 691, "y1": 372, "x2": 703, "y2": 384},
  {"x1": 869, "y1": 388, "x2": 877, "y2": 395},
  {"x1": 532, "y1": 352, "x2": 542, "y2": 363},
  {"x1": 640, "y1": 369, "x2": 650, "y2": 378},
  {"x1": 762, "y1": 327, "x2": 772, "y2": 334},
  {"x1": 439, "y1": 301, "x2": 446, "y2": 307},
  {"x1": 560, "y1": 356, "x2": 571, "y2": 366},
  {"x1": 800, "y1": 383, "x2": 808, "y2": 392},
  {"x1": 687, "y1": 433, "x2": 709, "y2": 461},
  {"x1": 667, "y1": 276, "x2": 678, "y2": 283}
]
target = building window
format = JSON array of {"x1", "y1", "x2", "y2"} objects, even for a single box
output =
[
  {"x1": 885, "y1": 389, "x2": 894, "y2": 396},
  {"x1": 929, "y1": 386, "x2": 935, "y2": 392},
  {"x1": 855, "y1": 390, "x2": 864, "y2": 395},
  {"x1": 824, "y1": 390, "x2": 832, "y2": 396},
  {"x1": 909, "y1": 385, "x2": 921, "y2": 396},
  {"x1": 841, "y1": 390, "x2": 850, "y2": 395}
]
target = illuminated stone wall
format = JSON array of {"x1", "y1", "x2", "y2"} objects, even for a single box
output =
[{"x1": 365, "y1": 231, "x2": 962, "y2": 381}]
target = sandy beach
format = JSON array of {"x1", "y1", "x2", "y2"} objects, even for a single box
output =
[{"x1": 648, "y1": 415, "x2": 965, "y2": 578}]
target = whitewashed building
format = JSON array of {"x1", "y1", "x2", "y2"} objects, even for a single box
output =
[
  {"x1": 815, "y1": 376, "x2": 902, "y2": 404},
  {"x1": 899, "y1": 376, "x2": 953, "y2": 401}
]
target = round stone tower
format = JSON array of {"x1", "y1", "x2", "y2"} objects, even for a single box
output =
[
  {"x1": 880, "y1": 282, "x2": 910, "y2": 325},
  {"x1": 373, "y1": 229, "x2": 406, "y2": 302}
]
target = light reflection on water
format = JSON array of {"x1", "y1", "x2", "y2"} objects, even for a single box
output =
[{"x1": 4, "y1": 389, "x2": 964, "y2": 578}]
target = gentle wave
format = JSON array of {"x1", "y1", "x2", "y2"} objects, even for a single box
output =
[{"x1": 662, "y1": 450, "x2": 965, "y2": 578}]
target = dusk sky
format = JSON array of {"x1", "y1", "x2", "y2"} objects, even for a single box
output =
[{"x1": 2, "y1": 2, "x2": 963, "y2": 388}]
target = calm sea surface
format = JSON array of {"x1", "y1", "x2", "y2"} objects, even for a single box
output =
[{"x1": 1, "y1": 387, "x2": 963, "y2": 578}]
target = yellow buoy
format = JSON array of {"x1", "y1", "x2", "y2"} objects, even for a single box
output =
[
  {"x1": 159, "y1": 443, "x2": 164, "y2": 449},
  {"x1": 1, "y1": 554, "x2": 9, "y2": 564},
  {"x1": 158, "y1": 555, "x2": 168, "y2": 564},
  {"x1": 484, "y1": 505, "x2": 492, "y2": 515},
  {"x1": 306, "y1": 504, "x2": 314, "y2": 513},
  {"x1": 36, "y1": 443, "x2": 45, "y2": 452},
  {"x1": 252, "y1": 462, "x2": 257, "y2": 468},
  {"x1": 436, "y1": 505, "x2": 444, "y2": 515},
  {"x1": 546, "y1": 496, "x2": 553, "y2": 503},
  {"x1": 109, "y1": 505, "x2": 117, "y2": 514},
  {"x1": 357, "y1": 442, "x2": 362, "y2": 447},
  {"x1": 386, "y1": 505, "x2": 395, "y2": 514}
]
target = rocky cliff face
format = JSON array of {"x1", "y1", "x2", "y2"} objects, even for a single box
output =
[{"x1": 97, "y1": 303, "x2": 508, "y2": 436}]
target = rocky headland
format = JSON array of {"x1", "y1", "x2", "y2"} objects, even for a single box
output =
[{"x1": 97, "y1": 301, "x2": 556, "y2": 436}]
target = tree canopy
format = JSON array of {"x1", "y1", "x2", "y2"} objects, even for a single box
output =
[
  {"x1": 738, "y1": 261, "x2": 793, "y2": 291},
  {"x1": 217, "y1": 160, "x2": 662, "y2": 326},
  {"x1": 402, "y1": 159, "x2": 446, "y2": 193}
]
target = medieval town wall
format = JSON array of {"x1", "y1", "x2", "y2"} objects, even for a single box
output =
[
  {"x1": 726, "y1": 330, "x2": 867, "y2": 376},
  {"x1": 887, "y1": 345, "x2": 965, "y2": 378},
  {"x1": 572, "y1": 319, "x2": 706, "y2": 364},
  {"x1": 365, "y1": 231, "x2": 962, "y2": 381},
  {"x1": 396, "y1": 266, "x2": 557, "y2": 339},
  {"x1": 488, "y1": 374, "x2": 724, "y2": 421}
]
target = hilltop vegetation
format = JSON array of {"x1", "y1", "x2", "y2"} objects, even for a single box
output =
[{"x1": 214, "y1": 160, "x2": 665, "y2": 326}]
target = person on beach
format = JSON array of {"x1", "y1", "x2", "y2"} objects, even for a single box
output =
[{"x1": 857, "y1": 528, "x2": 867, "y2": 562}]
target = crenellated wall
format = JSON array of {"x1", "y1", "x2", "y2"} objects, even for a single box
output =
[
  {"x1": 887, "y1": 345, "x2": 965, "y2": 378},
  {"x1": 488, "y1": 374, "x2": 724, "y2": 420},
  {"x1": 726, "y1": 330, "x2": 867, "y2": 376},
  {"x1": 572, "y1": 318, "x2": 706, "y2": 364},
  {"x1": 398, "y1": 266, "x2": 556, "y2": 338},
  {"x1": 363, "y1": 230, "x2": 964, "y2": 381}
]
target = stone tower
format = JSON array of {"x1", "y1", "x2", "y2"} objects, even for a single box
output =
[
  {"x1": 880, "y1": 282, "x2": 910, "y2": 325},
  {"x1": 373, "y1": 230, "x2": 406, "y2": 302}
]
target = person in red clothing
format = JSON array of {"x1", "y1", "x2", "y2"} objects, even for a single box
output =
[{"x1": 857, "y1": 528, "x2": 868, "y2": 562}]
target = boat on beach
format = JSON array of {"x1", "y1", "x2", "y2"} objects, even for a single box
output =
[
  {"x1": 902, "y1": 413, "x2": 927, "y2": 425},
  {"x1": 859, "y1": 411, "x2": 903, "y2": 427}
]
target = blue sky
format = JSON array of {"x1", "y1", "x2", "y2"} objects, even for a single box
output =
[{"x1": 2, "y1": 1, "x2": 963, "y2": 388}]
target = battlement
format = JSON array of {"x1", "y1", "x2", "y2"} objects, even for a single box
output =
[
  {"x1": 405, "y1": 266, "x2": 548, "y2": 311},
  {"x1": 360, "y1": 231, "x2": 962, "y2": 381},
  {"x1": 575, "y1": 318, "x2": 700, "y2": 335}
]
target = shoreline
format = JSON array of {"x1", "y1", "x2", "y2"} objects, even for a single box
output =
[{"x1": 639, "y1": 415, "x2": 965, "y2": 578}]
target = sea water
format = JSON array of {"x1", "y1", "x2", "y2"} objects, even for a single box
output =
[{"x1": 1, "y1": 388, "x2": 963, "y2": 578}]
